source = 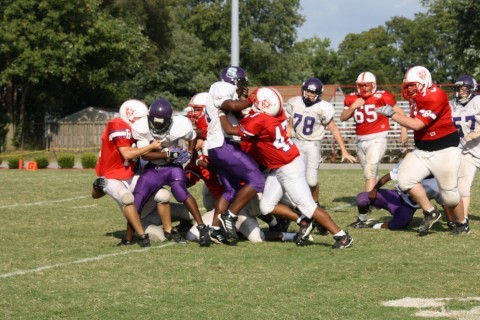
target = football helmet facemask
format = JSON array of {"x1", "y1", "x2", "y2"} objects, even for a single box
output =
[
  {"x1": 356, "y1": 72, "x2": 377, "y2": 99},
  {"x1": 454, "y1": 75, "x2": 477, "y2": 106},
  {"x1": 302, "y1": 78, "x2": 323, "y2": 106},
  {"x1": 148, "y1": 99, "x2": 174, "y2": 135},
  {"x1": 402, "y1": 66, "x2": 432, "y2": 99}
]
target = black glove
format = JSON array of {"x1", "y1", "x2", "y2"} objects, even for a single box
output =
[{"x1": 93, "y1": 177, "x2": 106, "y2": 191}]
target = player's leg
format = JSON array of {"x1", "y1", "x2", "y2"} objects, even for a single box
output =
[
  {"x1": 362, "y1": 138, "x2": 387, "y2": 192},
  {"x1": 457, "y1": 153, "x2": 479, "y2": 219}
]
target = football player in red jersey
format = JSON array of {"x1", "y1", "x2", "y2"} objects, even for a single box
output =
[
  {"x1": 375, "y1": 66, "x2": 469, "y2": 235},
  {"x1": 341, "y1": 72, "x2": 407, "y2": 191},
  {"x1": 95, "y1": 99, "x2": 162, "y2": 246},
  {"x1": 219, "y1": 87, "x2": 353, "y2": 249}
]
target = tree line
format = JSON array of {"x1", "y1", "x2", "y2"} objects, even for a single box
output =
[{"x1": 0, "y1": 0, "x2": 478, "y2": 150}]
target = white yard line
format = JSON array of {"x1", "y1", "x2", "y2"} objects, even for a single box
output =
[
  {"x1": 0, "y1": 242, "x2": 176, "y2": 279},
  {"x1": 0, "y1": 196, "x2": 89, "y2": 209}
]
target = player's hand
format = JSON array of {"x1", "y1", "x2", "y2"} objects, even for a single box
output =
[
  {"x1": 167, "y1": 147, "x2": 192, "y2": 165},
  {"x1": 149, "y1": 139, "x2": 162, "y2": 150},
  {"x1": 368, "y1": 188, "x2": 378, "y2": 202},
  {"x1": 341, "y1": 152, "x2": 357, "y2": 163},
  {"x1": 375, "y1": 105, "x2": 396, "y2": 118},
  {"x1": 195, "y1": 155, "x2": 210, "y2": 168},
  {"x1": 351, "y1": 98, "x2": 365, "y2": 109},
  {"x1": 93, "y1": 177, "x2": 107, "y2": 191},
  {"x1": 465, "y1": 131, "x2": 480, "y2": 141}
]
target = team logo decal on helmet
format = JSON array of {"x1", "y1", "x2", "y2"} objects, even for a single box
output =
[
  {"x1": 454, "y1": 75, "x2": 477, "y2": 106},
  {"x1": 251, "y1": 87, "x2": 283, "y2": 117},
  {"x1": 302, "y1": 78, "x2": 323, "y2": 106}
]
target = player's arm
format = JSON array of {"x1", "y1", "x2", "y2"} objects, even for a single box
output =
[
  {"x1": 390, "y1": 113, "x2": 425, "y2": 131},
  {"x1": 218, "y1": 113, "x2": 239, "y2": 136},
  {"x1": 391, "y1": 103, "x2": 409, "y2": 145},
  {"x1": 326, "y1": 120, "x2": 356, "y2": 163},
  {"x1": 465, "y1": 131, "x2": 480, "y2": 141},
  {"x1": 340, "y1": 97, "x2": 364, "y2": 121},
  {"x1": 220, "y1": 99, "x2": 251, "y2": 113},
  {"x1": 368, "y1": 172, "x2": 392, "y2": 201},
  {"x1": 118, "y1": 140, "x2": 162, "y2": 160}
]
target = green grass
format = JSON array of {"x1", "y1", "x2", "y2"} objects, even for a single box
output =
[{"x1": 1, "y1": 169, "x2": 479, "y2": 319}]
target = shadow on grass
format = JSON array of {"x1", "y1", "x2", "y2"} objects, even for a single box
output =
[{"x1": 105, "y1": 230, "x2": 126, "y2": 240}]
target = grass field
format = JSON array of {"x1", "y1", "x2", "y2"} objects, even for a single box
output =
[{"x1": 1, "y1": 168, "x2": 479, "y2": 319}]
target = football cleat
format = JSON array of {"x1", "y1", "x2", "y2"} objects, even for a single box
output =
[
  {"x1": 295, "y1": 217, "x2": 314, "y2": 246},
  {"x1": 197, "y1": 224, "x2": 212, "y2": 247},
  {"x1": 446, "y1": 221, "x2": 456, "y2": 230},
  {"x1": 219, "y1": 211, "x2": 238, "y2": 239},
  {"x1": 165, "y1": 229, "x2": 187, "y2": 244},
  {"x1": 418, "y1": 209, "x2": 441, "y2": 234},
  {"x1": 450, "y1": 220, "x2": 470, "y2": 235},
  {"x1": 350, "y1": 218, "x2": 377, "y2": 228},
  {"x1": 210, "y1": 228, "x2": 229, "y2": 245},
  {"x1": 116, "y1": 238, "x2": 134, "y2": 247},
  {"x1": 332, "y1": 233, "x2": 353, "y2": 249},
  {"x1": 138, "y1": 234, "x2": 151, "y2": 247}
]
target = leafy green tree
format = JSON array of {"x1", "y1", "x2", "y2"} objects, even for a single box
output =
[{"x1": 0, "y1": 0, "x2": 149, "y2": 149}]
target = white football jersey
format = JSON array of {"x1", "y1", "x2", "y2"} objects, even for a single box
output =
[
  {"x1": 451, "y1": 95, "x2": 480, "y2": 158},
  {"x1": 135, "y1": 115, "x2": 196, "y2": 165},
  {"x1": 285, "y1": 96, "x2": 335, "y2": 141},
  {"x1": 205, "y1": 81, "x2": 239, "y2": 149}
]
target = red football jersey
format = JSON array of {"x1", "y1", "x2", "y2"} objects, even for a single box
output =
[
  {"x1": 96, "y1": 118, "x2": 137, "y2": 179},
  {"x1": 195, "y1": 114, "x2": 208, "y2": 139},
  {"x1": 344, "y1": 90, "x2": 397, "y2": 136},
  {"x1": 409, "y1": 85, "x2": 457, "y2": 141},
  {"x1": 238, "y1": 109, "x2": 299, "y2": 169},
  {"x1": 184, "y1": 161, "x2": 223, "y2": 199}
]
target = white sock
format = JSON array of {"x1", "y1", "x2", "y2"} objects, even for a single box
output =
[
  {"x1": 228, "y1": 210, "x2": 237, "y2": 218},
  {"x1": 373, "y1": 223, "x2": 383, "y2": 229},
  {"x1": 359, "y1": 214, "x2": 368, "y2": 222},
  {"x1": 334, "y1": 230, "x2": 346, "y2": 237}
]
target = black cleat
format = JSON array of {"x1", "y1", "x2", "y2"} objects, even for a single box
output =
[
  {"x1": 269, "y1": 218, "x2": 292, "y2": 233},
  {"x1": 450, "y1": 219, "x2": 470, "y2": 235},
  {"x1": 418, "y1": 209, "x2": 441, "y2": 234},
  {"x1": 139, "y1": 234, "x2": 151, "y2": 247},
  {"x1": 332, "y1": 233, "x2": 353, "y2": 249},
  {"x1": 210, "y1": 228, "x2": 229, "y2": 245},
  {"x1": 295, "y1": 217, "x2": 313, "y2": 246},
  {"x1": 219, "y1": 212, "x2": 238, "y2": 239},
  {"x1": 197, "y1": 224, "x2": 212, "y2": 247},
  {"x1": 116, "y1": 238, "x2": 134, "y2": 247},
  {"x1": 165, "y1": 229, "x2": 187, "y2": 244},
  {"x1": 350, "y1": 218, "x2": 377, "y2": 228}
]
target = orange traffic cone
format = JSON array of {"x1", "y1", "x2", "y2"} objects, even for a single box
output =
[
  {"x1": 26, "y1": 161, "x2": 38, "y2": 171},
  {"x1": 18, "y1": 159, "x2": 24, "y2": 170}
]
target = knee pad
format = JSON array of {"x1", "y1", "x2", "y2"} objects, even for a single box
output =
[
  {"x1": 306, "y1": 166, "x2": 318, "y2": 188},
  {"x1": 259, "y1": 199, "x2": 275, "y2": 216},
  {"x1": 154, "y1": 188, "x2": 171, "y2": 203},
  {"x1": 119, "y1": 189, "x2": 134, "y2": 206},
  {"x1": 441, "y1": 188, "x2": 460, "y2": 207},
  {"x1": 363, "y1": 162, "x2": 378, "y2": 180},
  {"x1": 356, "y1": 192, "x2": 370, "y2": 207}
]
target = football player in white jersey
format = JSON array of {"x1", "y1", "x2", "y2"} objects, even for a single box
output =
[
  {"x1": 450, "y1": 74, "x2": 480, "y2": 221},
  {"x1": 132, "y1": 98, "x2": 212, "y2": 246},
  {"x1": 341, "y1": 72, "x2": 408, "y2": 192},
  {"x1": 286, "y1": 78, "x2": 356, "y2": 207},
  {"x1": 204, "y1": 66, "x2": 266, "y2": 244}
]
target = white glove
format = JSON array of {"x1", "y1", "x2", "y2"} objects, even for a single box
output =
[{"x1": 375, "y1": 105, "x2": 396, "y2": 118}]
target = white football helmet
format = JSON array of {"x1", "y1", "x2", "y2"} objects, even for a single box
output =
[
  {"x1": 356, "y1": 71, "x2": 377, "y2": 98},
  {"x1": 251, "y1": 87, "x2": 283, "y2": 117},
  {"x1": 119, "y1": 99, "x2": 149, "y2": 134},
  {"x1": 402, "y1": 66, "x2": 432, "y2": 99}
]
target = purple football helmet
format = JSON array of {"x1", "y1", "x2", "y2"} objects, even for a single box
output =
[
  {"x1": 219, "y1": 66, "x2": 249, "y2": 96},
  {"x1": 455, "y1": 75, "x2": 477, "y2": 105},
  {"x1": 302, "y1": 78, "x2": 323, "y2": 106},
  {"x1": 148, "y1": 98, "x2": 173, "y2": 135}
]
